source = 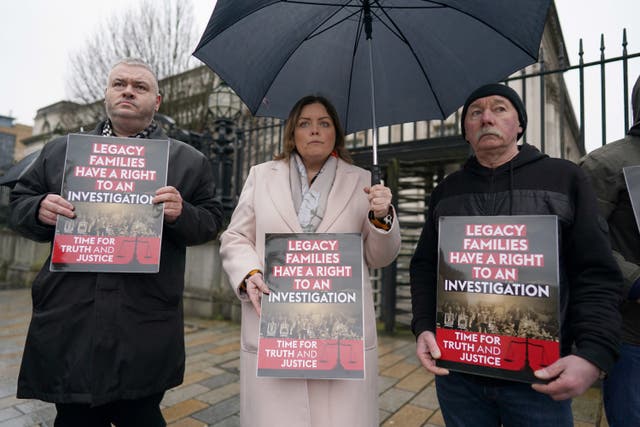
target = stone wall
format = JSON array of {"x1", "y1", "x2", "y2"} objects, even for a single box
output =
[
  {"x1": 0, "y1": 229, "x2": 50, "y2": 288},
  {"x1": 184, "y1": 240, "x2": 241, "y2": 322}
]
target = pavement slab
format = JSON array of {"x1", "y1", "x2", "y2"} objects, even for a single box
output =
[{"x1": 0, "y1": 289, "x2": 606, "y2": 426}]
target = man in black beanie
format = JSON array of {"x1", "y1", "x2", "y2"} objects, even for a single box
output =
[{"x1": 410, "y1": 83, "x2": 623, "y2": 426}]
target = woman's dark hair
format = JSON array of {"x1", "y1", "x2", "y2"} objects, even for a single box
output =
[{"x1": 274, "y1": 95, "x2": 352, "y2": 163}]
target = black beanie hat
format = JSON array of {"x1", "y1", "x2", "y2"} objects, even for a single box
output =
[{"x1": 460, "y1": 83, "x2": 527, "y2": 141}]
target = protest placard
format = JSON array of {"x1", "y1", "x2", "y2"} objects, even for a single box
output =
[{"x1": 50, "y1": 134, "x2": 169, "y2": 273}]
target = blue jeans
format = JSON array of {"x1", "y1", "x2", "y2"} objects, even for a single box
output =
[
  {"x1": 603, "y1": 342, "x2": 640, "y2": 427},
  {"x1": 436, "y1": 372, "x2": 573, "y2": 427}
]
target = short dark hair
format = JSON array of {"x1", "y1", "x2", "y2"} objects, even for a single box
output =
[
  {"x1": 109, "y1": 58, "x2": 159, "y2": 95},
  {"x1": 275, "y1": 95, "x2": 352, "y2": 163}
]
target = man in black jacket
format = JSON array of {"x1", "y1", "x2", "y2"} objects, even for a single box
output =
[
  {"x1": 579, "y1": 75, "x2": 640, "y2": 426},
  {"x1": 410, "y1": 83, "x2": 622, "y2": 426},
  {"x1": 10, "y1": 58, "x2": 223, "y2": 426}
]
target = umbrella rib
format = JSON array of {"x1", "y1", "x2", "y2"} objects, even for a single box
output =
[
  {"x1": 283, "y1": 0, "x2": 358, "y2": 5},
  {"x1": 195, "y1": 2, "x2": 277, "y2": 48},
  {"x1": 372, "y1": 0, "x2": 448, "y2": 118},
  {"x1": 427, "y1": 0, "x2": 540, "y2": 62},
  {"x1": 343, "y1": 6, "x2": 367, "y2": 131},
  {"x1": 285, "y1": 0, "x2": 444, "y2": 8},
  {"x1": 307, "y1": 8, "x2": 363, "y2": 40},
  {"x1": 342, "y1": 1, "x2": 453, "y2": 128},
  {"x1": 368, "y1": 3, "x2": 407, "y2": 44},
  {"x1": 259, "y1": 1, "x2": 354, "y2": 110}
]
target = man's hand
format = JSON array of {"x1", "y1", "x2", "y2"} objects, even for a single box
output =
[
  {"x1": 532, "y1": 355, "x2": 601, "y2": 400},
  {"x1": 416, "y1": 331, "x2": 449, "y2": 376},
  {"x1": 153, "y1": 186, "x2": 183, "y2": 223},
  {"x1": 38, "y1": 194, "x2": 75, "y2": 226},
  {"x1": 245, "y1": 273, "x2": 270, "y2": 316}
]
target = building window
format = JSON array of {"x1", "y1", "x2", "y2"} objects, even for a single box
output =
[{"x1": 0, "y1": 132, "x2": 16, "y2": 173}]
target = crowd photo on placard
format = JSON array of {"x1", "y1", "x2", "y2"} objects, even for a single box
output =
[{"x1": 437, "y1": 301, "x2": 558, "y2": 341}]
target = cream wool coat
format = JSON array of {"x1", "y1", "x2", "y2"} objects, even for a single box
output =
[{"x1": 220, "y1": 158, "x2": 401, "y2": 427}]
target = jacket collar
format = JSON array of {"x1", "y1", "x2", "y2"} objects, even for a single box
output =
[
  {"x1": 317, "y1": 159, "x2": 358, "y2": 232},
  {"x1": 267, "y1": 158, "x2": 359, "y2": 232},
  {"x1": 465, "y1": 142, "x2": 547, "y2": 176},
  {"x1": 92, "y1": 119, "x2": 168, "y2": 139}
]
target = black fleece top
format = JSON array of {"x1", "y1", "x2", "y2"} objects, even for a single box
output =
[{"x1": 410, "y1": 142, "x2": 623, "y2": 374}]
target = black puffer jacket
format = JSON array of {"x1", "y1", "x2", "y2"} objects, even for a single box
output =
[{"x1": 410, "y1": 142, "x2": 622, "y2": 373}]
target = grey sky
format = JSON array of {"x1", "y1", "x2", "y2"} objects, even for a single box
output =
[{"x1": 1, "y1": 0, "x2": 638, "y2": 153}]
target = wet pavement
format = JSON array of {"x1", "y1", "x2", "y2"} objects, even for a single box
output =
[{"x1": 0, "y1": 288, "x2": 608, "y2": 426}]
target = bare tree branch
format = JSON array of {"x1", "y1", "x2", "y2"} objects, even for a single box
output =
[{"x1": 66, "y1": 0, "x2": 199, "y2": 105}]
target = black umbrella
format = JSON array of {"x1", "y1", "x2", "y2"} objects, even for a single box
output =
[
  {"x1": 0, "y1": 150, "x2": 40, "y2": 188},
  {"x1": 194, "y1": 0, "x2": 551, "y2": 182}
]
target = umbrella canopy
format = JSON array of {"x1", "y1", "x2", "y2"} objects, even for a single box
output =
[
  {"x1": 194, "y1": 0, "x2": 551, "y2": 135},
  {"x1": 0, "y1": 150, "x2": 39, "y2": 188}
]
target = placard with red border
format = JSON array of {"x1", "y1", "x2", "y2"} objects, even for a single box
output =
[
  {"x1": 435, "y1": 215, "x2": 560, "y2": 383},
  {"x1": 50, "y1": 134, "x2": 169, "y2": 273},
  {"x1": 257, "y1": 233, "x2": 364, "y2": 379}
]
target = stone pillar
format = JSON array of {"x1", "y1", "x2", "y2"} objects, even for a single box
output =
[{"x1": 183, "y1": 240, "x2": 240, "y2": 322}]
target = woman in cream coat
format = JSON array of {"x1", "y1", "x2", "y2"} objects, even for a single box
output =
[{"x1": 220, "y1": 95, "x2": 401, "y2": 426}]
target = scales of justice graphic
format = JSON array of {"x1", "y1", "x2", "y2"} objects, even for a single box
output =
[
  {"x1": 317, "y1": 338, "x2": 362, "y2": 372},
  {"x1": 502, "y1": 335, "x2": 554, "y2": 374},
  {"x1": 115, "y1": 237, "x2": 157, "y2": 264}
]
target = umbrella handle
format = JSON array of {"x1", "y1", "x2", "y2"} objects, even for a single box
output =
[{"x1": 371, "y1": 164, "x2": 381, "y2": 186}]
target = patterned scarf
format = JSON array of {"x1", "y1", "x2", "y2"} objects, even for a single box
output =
[
  {"x1": 290, "y1": 152, "x2": 337, "y2": 232},
  {"x1": 101, "y1": 119, "x2": 158, "y2": 138}
]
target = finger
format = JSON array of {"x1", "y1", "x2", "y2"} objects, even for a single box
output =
[
  {"x1": 251, "y1": 275, "x2": 271, "y2": 294},
  {"x1": 256, "y1": 282, "x2": 270, "y2": 294},
  {"x1": 531, "y1": 382, "x2": 551, "y2": 394},
  {"x1": 370, "y1": 185, "x2": 391, "y2": 196},
  {"x1": 252, "y1": 299, "x2": 262, "y2": 317},
  {"x1": 428, "y1": 346, "x2": 442, "y2": 360},
  {"x1": 534, "y1": 363, "x2": 563, "y2": 381},
  {"x1": 38, "y1": 210, "x2": 57, "y2": 226},
  {"x1": 46, "y1": 195, "x2": 75, "y2": 211},
  {"x1": 531, "y1": 374, "x2": 573, "y2": 397},
  {"x1": 249, "y1": 291, "x2": 262, "y2": 316},
  {"x1": 155, "y1": 186, "x2": 178, "y2": 195},
  {"x1": 43, "y1": 195, "x2": 75, "y2": 212},
  {"x1": 429, "y1": 365, "x2": 450, "y2": 376},
  {"x1": 417, "y1": 352, "x2": 449, "y2": 375},
  {"x1": 154, "y1": 187, "x2": 182, "y2": 203},
  {"x1": 153, "y1": 194, "x2": 182, "y2": 204},
  {"x1": 416, "y1": 352, "x2": 432, "y2": 369},
  {"x1": 370, "y1": 197, "x2": 390, "y2": 209},
  {"x1": 46, "y1": 206, "x2": 75, "y2": 219},
  {"x1": 41, "y1": 201, "x2": 75, "y2": 219},
  {"x1": 531, "y1": 382, "x2": 568, "y2": 400},
  {"x1": 163, "y1": 202, "x2": 182, "y2": 212}
]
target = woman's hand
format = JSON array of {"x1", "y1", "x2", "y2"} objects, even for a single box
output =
[
  {"x1": 245, "y1": 273, "x2": 270, "y2": 316},
  {"x1": 364, "y1": 184, "x2": 392, "y2": 218}
]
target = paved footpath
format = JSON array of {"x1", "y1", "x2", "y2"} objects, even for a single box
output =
[{"x1": 0, "y1": 288, "x2": 608, "y2": 426}]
